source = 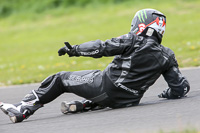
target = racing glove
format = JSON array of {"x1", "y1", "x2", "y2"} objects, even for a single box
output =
[
  {"x1": 58, "y1": 44, "x2": 79, "y2": 57},
  {"x1": 158, "y1": 88, "x2": 181, "y2": 99}
]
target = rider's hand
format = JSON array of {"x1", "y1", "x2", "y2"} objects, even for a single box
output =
[
  {"x1": 158, "y1": 88, "x2": 180, "y2": 99},
  {"x1": 58, "y1": 46, "x2": 69, "y2": 56},
  {"x1": 58, "y1": 45, "x2": 79, "y2": 57}
]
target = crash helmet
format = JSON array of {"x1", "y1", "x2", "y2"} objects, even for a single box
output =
[{"x1": 130, "y1": 9, "x2": 166, "y2": 42}]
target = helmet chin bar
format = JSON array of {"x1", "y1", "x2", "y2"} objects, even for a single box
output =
[{"x1": 148, "y1": 17, "x2": 166, "y2": 36}]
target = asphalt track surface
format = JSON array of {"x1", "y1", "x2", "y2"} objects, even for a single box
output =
[{"x1": 0, "y1": 67, "x2": 200, "y2": 133}]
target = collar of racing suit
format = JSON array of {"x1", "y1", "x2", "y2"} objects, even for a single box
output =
[{"x1": 139, "y1": 27, "x2": 162, "y2": 44}]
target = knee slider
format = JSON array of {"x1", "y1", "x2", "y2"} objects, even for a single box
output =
[
  {"x1": 41, "y1": 72, "x2": 64, "y2": 87},
  {"x1": 41, "y1": 75, "x2": 55, "y2": 87}
]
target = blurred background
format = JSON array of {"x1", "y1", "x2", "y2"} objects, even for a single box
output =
[{"x1": 0, "y1": 0, "x2": 200, "y2": 86}]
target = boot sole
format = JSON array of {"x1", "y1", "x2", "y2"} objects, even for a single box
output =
[
  {"x1": 61, "y1": 101, "x2": 77, "y2": 114},
  {"x1": 10, "y1": 116, "x2": 17, "y2": 123}
]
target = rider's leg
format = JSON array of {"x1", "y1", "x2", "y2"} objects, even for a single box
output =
[
  {"x1": 0, "y1": 72, "x2": 65, "y2": 123},
  {"x1": 0, "y1": 70, "x2": 107, "y2": 123}
]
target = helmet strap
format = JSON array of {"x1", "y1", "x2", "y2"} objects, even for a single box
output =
[{"x1": 140, "y1": 27, "x2": 162, "y2": 44}]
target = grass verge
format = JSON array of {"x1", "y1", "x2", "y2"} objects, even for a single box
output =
[{"x1": 0, "y1": 0, "x2": 200, "y2": 86}]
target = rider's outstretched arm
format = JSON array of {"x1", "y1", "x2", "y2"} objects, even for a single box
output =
[{"x1": 58, "y1": 32, "x2": 136, "y2": 58}]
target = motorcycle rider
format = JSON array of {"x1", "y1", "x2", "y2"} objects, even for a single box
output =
[{"x1": 0, "y1": 9, "x2": 190, "y2": 123}]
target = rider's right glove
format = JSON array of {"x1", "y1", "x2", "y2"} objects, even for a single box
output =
[
  {"x1": 158, "y1": 88, "x2": 180, "y2": 99},
  {"x1": 58, "y1": 45, "x2": 79, "y2": 57}
]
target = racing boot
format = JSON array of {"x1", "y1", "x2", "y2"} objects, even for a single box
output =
[
  {"x1": 61, "y1": 99, "x2": 105, "y2": 114},
  {"x1": 0, "y1": 90, "x2": 43, "y2": 123}
]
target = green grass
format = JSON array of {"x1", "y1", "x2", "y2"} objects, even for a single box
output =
[
  {"x1": 159, "y1": 128, "x2": 199, "y2": 133},
  {"x1": 0, "y1": 0, "x2": 200, "y2": 86}
]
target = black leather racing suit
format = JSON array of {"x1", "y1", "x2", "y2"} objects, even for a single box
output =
[
  {"x1": 70, "y1": 31, "x2": 190, "y2": 107},
  {"x1": 35, "y1": 32, "x2": 190, "y2": 108}
]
